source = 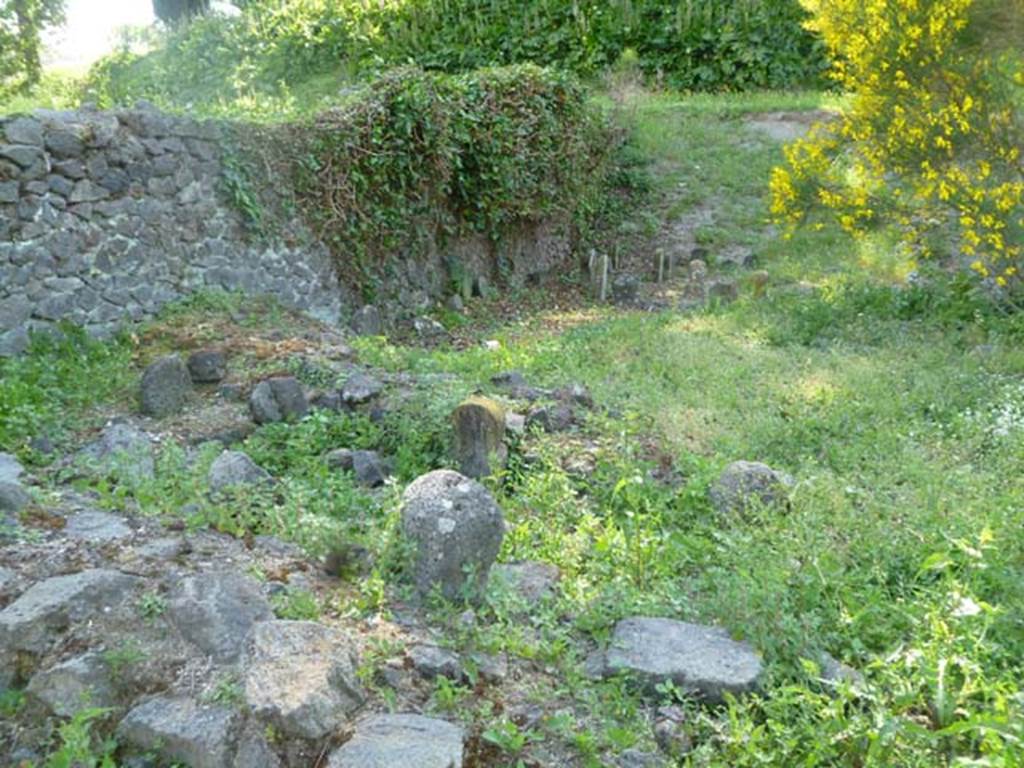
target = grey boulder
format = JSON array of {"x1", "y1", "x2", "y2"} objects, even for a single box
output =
[
  {"x1": 327, "y1": 714, "x2": 463, "y2": 768},
  {"x1": 401, "y1": 470, "x2": 504, "y2": 601},
  {"x1": 342, "y1": 371, "x2": 383, "y2": 405},
  {"x1": 187, "y1": 349, "x2": 227, "y2": 383},
  {"x1": 249, "y1": 377, "x2": 308, "y2": 424},
  {"x1": 351, "y1": 305, "x2": 383, "y2": 336},
  {"x1": 79, "y1": 422, "x2": 155, "y2": 481},
  {"x1": 118, "y1": 695, "x2": 241, "y2": 768},
  {"x1": 526, "y1": 403, "x2": 575, "y2": 433},
  {"x1": 0, "y1": 481, "x2": 30, "y2": 513},
  {"x1": 327, "y1": 448, "x2": 390, "y2": 487},
  {"x1": 241, "y1": 620, "x2": 365, "y2": 740},
  {"x1": 0, "y1": 452, "x2": 24, "y2": 484},
  {"x1": 167, "y1": 571, "x2": 272, "y2": 663},
  {"x1": 604, "y1": 617, "x2": 763, "y2": 704},
  {"x1": 27, "y1": 651, "x2": 116, "y2": 717},
  {"x1": 0, "y1": 569, "x2": 141, "y2": 654},
  {"x1": 709, "y1": 460, "x2": 791, "y2": 515},
  {"x1": 208, "y1": 450, "x2": 272, "y2": 493},
  {"x1": 139, "y1": 355, "x2": 193, "y2": 418},
  {"x1": 408, "y1": 644, "x2": 463, "y2": 681}
]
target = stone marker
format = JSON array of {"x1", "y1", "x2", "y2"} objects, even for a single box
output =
[
  {"x1": 452, "y1": 396, "x2": 506, "y2": 478},
  {"x1": 604, "y1": 617, "x2": 763, "y2": 704},
  {"x1": 139, "y1": 355, "x2": 193, "y2": 417},
  {"x1": 327, "y1": 714, "x2": 463, "y2": 768},
  {"x1": 400, "y1": 469, "x2": 504, "y2": 601}
]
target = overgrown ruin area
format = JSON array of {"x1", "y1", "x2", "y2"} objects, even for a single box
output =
[{"x1": 1, "y1": 2, "x2": 1023, "y2": 766}]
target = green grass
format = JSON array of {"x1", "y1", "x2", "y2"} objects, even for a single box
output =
[
  {"x1": 3, "y1": 89, "x2": 1022, "y2": 766},
  {"x1": 0, "y1": 325, "x2": 133, "y2": 458}
]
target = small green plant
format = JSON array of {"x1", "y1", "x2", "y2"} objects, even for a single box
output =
[
  {"x1": 137, "y1": 592, "x2": 168, "y2": 622},
  {"x1": 482, "y1": 718, "x2": 537, "y2": 755},
  {"x1": 271, "y1": 587, "x2": 321, "y2": 621},
  {"x1": 431, "y1": 675, "x2": 471, "y2": 713},
  {"x1": 220, "y1": 147, "x2": 266, "y2": 236},
  {"x1": 0, "y1": 324, "x2": 132, "y2": 453},
  {"x1": 0, "y1": 687, "x2": 25, "y2": 717},
  {"x1": 203, "y1": 674, "x2": 244, "y2": 708},
  {"x1": 102, "y1": 642, "x2": 146, "y2": 677},
  {"x1": 43, "y1": 707, "x2": 117, "y2": 768}
]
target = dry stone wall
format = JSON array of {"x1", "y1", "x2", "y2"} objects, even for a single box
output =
[
  {"x1": 0, "y1": 104, "x2": 578, "y2": 357},
  {"x1": 0, "y1": 105, "x2": 347, "y2": 356}
]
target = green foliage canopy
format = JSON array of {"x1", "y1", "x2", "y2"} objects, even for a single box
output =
[
  {"x1": 86, "y1": 0, "x2": 826, "y2": 116},
  {"x1": 0, "y1": 0, "x2": 65, "y2": 97},
  {"x1": 282, "y1": 65, "x2": 619, "y2": 281}
]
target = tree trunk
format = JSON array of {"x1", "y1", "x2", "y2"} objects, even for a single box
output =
[{"x1": 12, "y1": 0, "x2": 42, "y2": 89}]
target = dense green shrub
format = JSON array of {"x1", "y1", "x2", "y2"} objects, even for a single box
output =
[
  {"x1": 84, "y1": 0, "x2": 826, "y2": 116},
  {"x1": 271, "y1": 65, "x2": 619, "y2": 280}
]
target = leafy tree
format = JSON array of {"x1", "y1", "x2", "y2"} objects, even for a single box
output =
[
  {"x1": 0, "y1": 0, "x2": 66, "y2": 96},
  {"x1": 153, "y1": 0, "x2": 210, "y2": 24},
  {"x1": 771, "y1": 0, "x2": 1024, "y2": 298}
]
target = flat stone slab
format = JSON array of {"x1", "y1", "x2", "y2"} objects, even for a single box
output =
[
  {"x1": 0, "y1": 569, "x2": 141, "y2": 653},
  {"x1": 63, "y1": 510, "x2": 132, "y2": 542},
  {"x1": 604, "y1": 617, "x2": 763, "y2": 704},
  {"x1": 327, "y1": 714, "x2": 463, "y2": 768},
  {"x1": 242, "y1": 620, "x2": 365, "y2": 740}
]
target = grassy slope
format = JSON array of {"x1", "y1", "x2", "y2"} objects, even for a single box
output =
[{"x1": 3, "y1": 91, "x2": 1023, "y2": 765}]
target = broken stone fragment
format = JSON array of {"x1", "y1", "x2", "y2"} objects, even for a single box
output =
[{"x1": 208, "y1": 450, "x2": 272, "y2": 494}]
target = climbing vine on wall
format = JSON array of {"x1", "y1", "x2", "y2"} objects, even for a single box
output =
[{"x1": 289, "y1": 65, "x2": 620, "y2": 279}]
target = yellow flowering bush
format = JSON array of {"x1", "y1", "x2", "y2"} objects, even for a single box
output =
[{"x1": 771, "y1": 0, "x2": 1023, "y2": 293}]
